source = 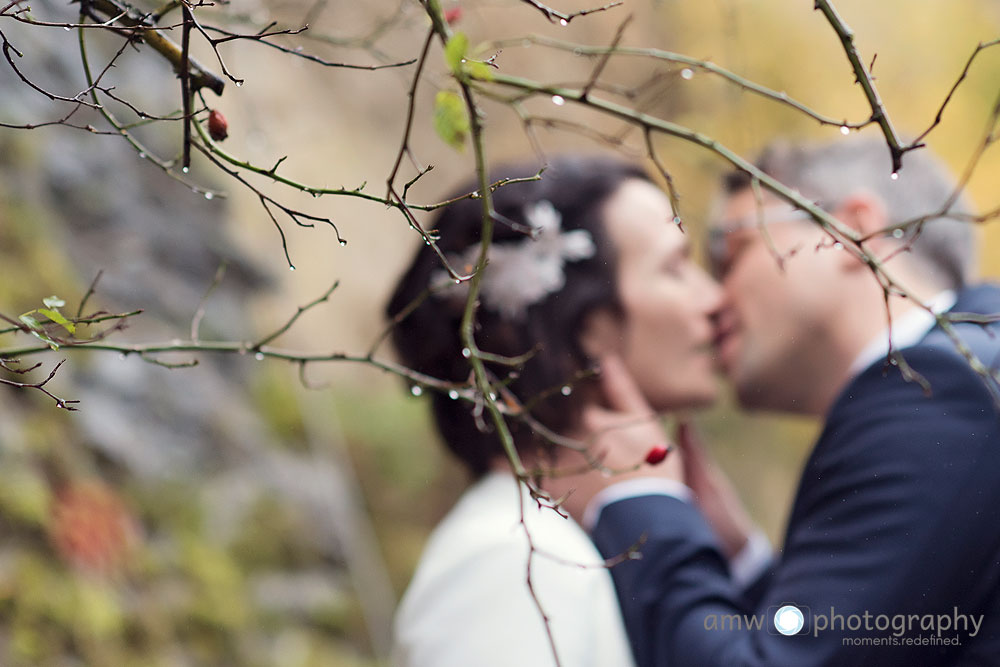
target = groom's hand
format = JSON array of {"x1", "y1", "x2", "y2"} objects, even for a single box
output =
[
  {"x1": 675, "y1": 420, "x2": 756, "y2": 558},
  {"x1": 544, "y1": 354, "x2": 683, "y2": 522}
]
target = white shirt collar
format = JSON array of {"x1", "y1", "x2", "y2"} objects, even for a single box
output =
[{"x1": 848, "y1": 290, "x2": 957, "y2": 377}]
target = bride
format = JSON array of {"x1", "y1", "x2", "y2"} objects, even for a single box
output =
[{"x1": 387, "y1": 155, "x2": 753, "y2": 666}]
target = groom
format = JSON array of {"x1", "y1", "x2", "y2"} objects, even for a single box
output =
[{"x1": 569, "y1": 138, "x2": 1000, "y2": 665}]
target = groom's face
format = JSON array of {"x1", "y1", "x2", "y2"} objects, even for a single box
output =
[{"x1": 711, "y1": 188, "x2": 838, "y2": 412}]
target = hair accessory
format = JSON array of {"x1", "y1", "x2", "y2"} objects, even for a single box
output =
[{"x1": 434, "y1": 200, "x2": 596, "y2": 319}]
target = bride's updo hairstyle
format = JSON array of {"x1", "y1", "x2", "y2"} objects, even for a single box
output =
[{"x1": 387, "y1": 156, "x2": 651, "y2": 477}]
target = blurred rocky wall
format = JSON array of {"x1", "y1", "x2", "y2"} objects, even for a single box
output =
[{"x1": 0, "y1": 2, "x2": 392, "y2": 664}]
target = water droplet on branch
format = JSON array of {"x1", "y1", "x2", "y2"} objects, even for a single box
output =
[
  {"x1": 560, "y1": 385, "x2": 572, "y2": 396},
  {"x1": 840, "y1": 126, "x2": 850, "y2": 135},
  {"x1": 551, "y1": 95, "x2": 565, "y2": 106},
  {"x1": 410, "y1": 385, "x2": 423, "y2": 396},
  {"x1": 680, "y1": 68, "x2": 694, "y2": 80}
]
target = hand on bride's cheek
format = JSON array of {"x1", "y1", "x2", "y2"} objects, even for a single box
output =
[{"x1": 542, "y1": 354, "x2": 684, "y2": 522}]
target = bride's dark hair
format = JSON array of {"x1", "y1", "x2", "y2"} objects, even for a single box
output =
[{"x1": 387, "y1": 155, "x2": 650, "y2": 477}]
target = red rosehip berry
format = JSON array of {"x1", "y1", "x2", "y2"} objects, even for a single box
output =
[
  {"x1": 208, "y1": 109, "x2": 228, "y2": 142},
  {"x1": 444, "y1": 7, "x2": 463, "y2": 25},
  {"x1": 644, "y1": 444, "x2": 671, "y2": 465}
]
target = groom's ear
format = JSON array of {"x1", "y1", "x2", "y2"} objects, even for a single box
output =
[
  {"x1": 831, "y1": 190, "x2": 891, "y2": 273},
  {"x1": 836, "y1": 190, "x2": 888, "y2": 237},
  {"x1": 579, "y1": 308, "x2": 624, "y2": 359}
]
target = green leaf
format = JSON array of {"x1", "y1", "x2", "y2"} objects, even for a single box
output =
[
  {"x1": 465, "y1": 60, "x2": 494, "y2": 82},
  {"x1": 434, "y1": 90, "x2": 469, "y2": 150},
  {"x1": 42, "y1": 295, "x2": 66, "y2": 309},
  {"x1": 19, "y1": 312, "x2": 41, "y2": 330},
  {"x1": 19, "y1": 312, "x2": 59, "y2": 349},
  {"x1": 37, "y1": 308, "x2": 76, "y2": 335},
  {"x1": 444, "y1": 33, "x2": 468, "y2": 75}
]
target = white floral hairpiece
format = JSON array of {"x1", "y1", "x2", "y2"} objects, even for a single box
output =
[{"x1": 433, "y1": 200, "x2": 596, "y2": 319}]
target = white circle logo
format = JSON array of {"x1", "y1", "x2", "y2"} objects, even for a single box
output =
[{"x1": 774, "y1": 605, "x2": 805, "y2": 636}]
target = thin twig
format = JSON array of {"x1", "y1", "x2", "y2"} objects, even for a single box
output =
[
  {"x1": 201, "y1": 24, "x2": 417, "y2": 70},
  {"x1": 813, "y1": 0, "x2": 908, "y2": 173},
  {"x1": 386, "y1": 27, "x2": 436, "y2": 200},
  {"x1": 76, "y1": 270, "x2": 104, "y2": 320},
  {"x1": 580, "y1": 14, "x2": 631, "y2": 101},
  {"x1": 252, "y1": 281, "x2": 340, "y2": 349},
  {"x1": 644, "y1": 129, "x2": 683, "y2": 227},
  {"x1": 912, "y1": 38, "x2": 1000, "y2": 146},
  {"x1": 518, "y1": 0, "x2": 622, "y2": 25},
  {"x1": 492, "y1": 35, "x2": 876, "y2": 131},
  {"x1": 0, "y1": 359, "x2": 80, "y2": 410},
  {"x1": 190, "y1": 262, "x2": 228, "y2": 342}
]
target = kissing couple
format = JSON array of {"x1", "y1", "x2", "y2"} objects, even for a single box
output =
[{"x1": 390, "y1": 137, "x2": 1000, "y2": 667}]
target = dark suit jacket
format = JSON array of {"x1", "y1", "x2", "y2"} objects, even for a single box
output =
[{"x1": 591, "y1": 284, "x2": 1000, "y2": 666}]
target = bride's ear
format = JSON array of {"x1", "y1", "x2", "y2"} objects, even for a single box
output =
[{"x1": 579, "y1": 308, "x2": 624, "y2": 359}]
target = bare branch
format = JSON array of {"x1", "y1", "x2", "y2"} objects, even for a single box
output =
[
  {"x1": 82, "y1": 0, "x2": 226, "y2": 95},
  {"x1": 0, "y1": 358, "x2": 80, "y2": 410},
  {"x1": 494, "y1": 35, "x2": 876, "y2": 132},
  {"x1": 517, "y1": 0, "x2": 623, "y2": 25},
  {"x1": 201, "y1": 24, "x2": 417, "y2": 70},
  {"x1": 252, "y1": 281, "x2": 340, "y2": 349},
  {"x1": 580, "y1": 13, "x2": 631, "y2": 101},
  {"x1": 912, "y1": 38, "x2": 1000, "y2": 146},
  {"x1": 813, "y1": 0, "x2": 909, "y2": 172},
  {"x1": 77, "y1": 21, "x2": 223, "y2": 197},
  {"x1": 190, "y1": 262, "x2": 228, "y2": 342},
  {"x1": 180, "y1": 1, "x2": 193, "y2": 170}
]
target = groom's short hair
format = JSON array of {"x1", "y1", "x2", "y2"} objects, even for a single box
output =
[{"x1": 724, "y1": 137, "x2": 977, "y2": 290}]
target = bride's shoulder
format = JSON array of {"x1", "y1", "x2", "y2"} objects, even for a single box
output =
[{"x1": 408, "y1": 472, "x2": 605, "y2": 589}]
